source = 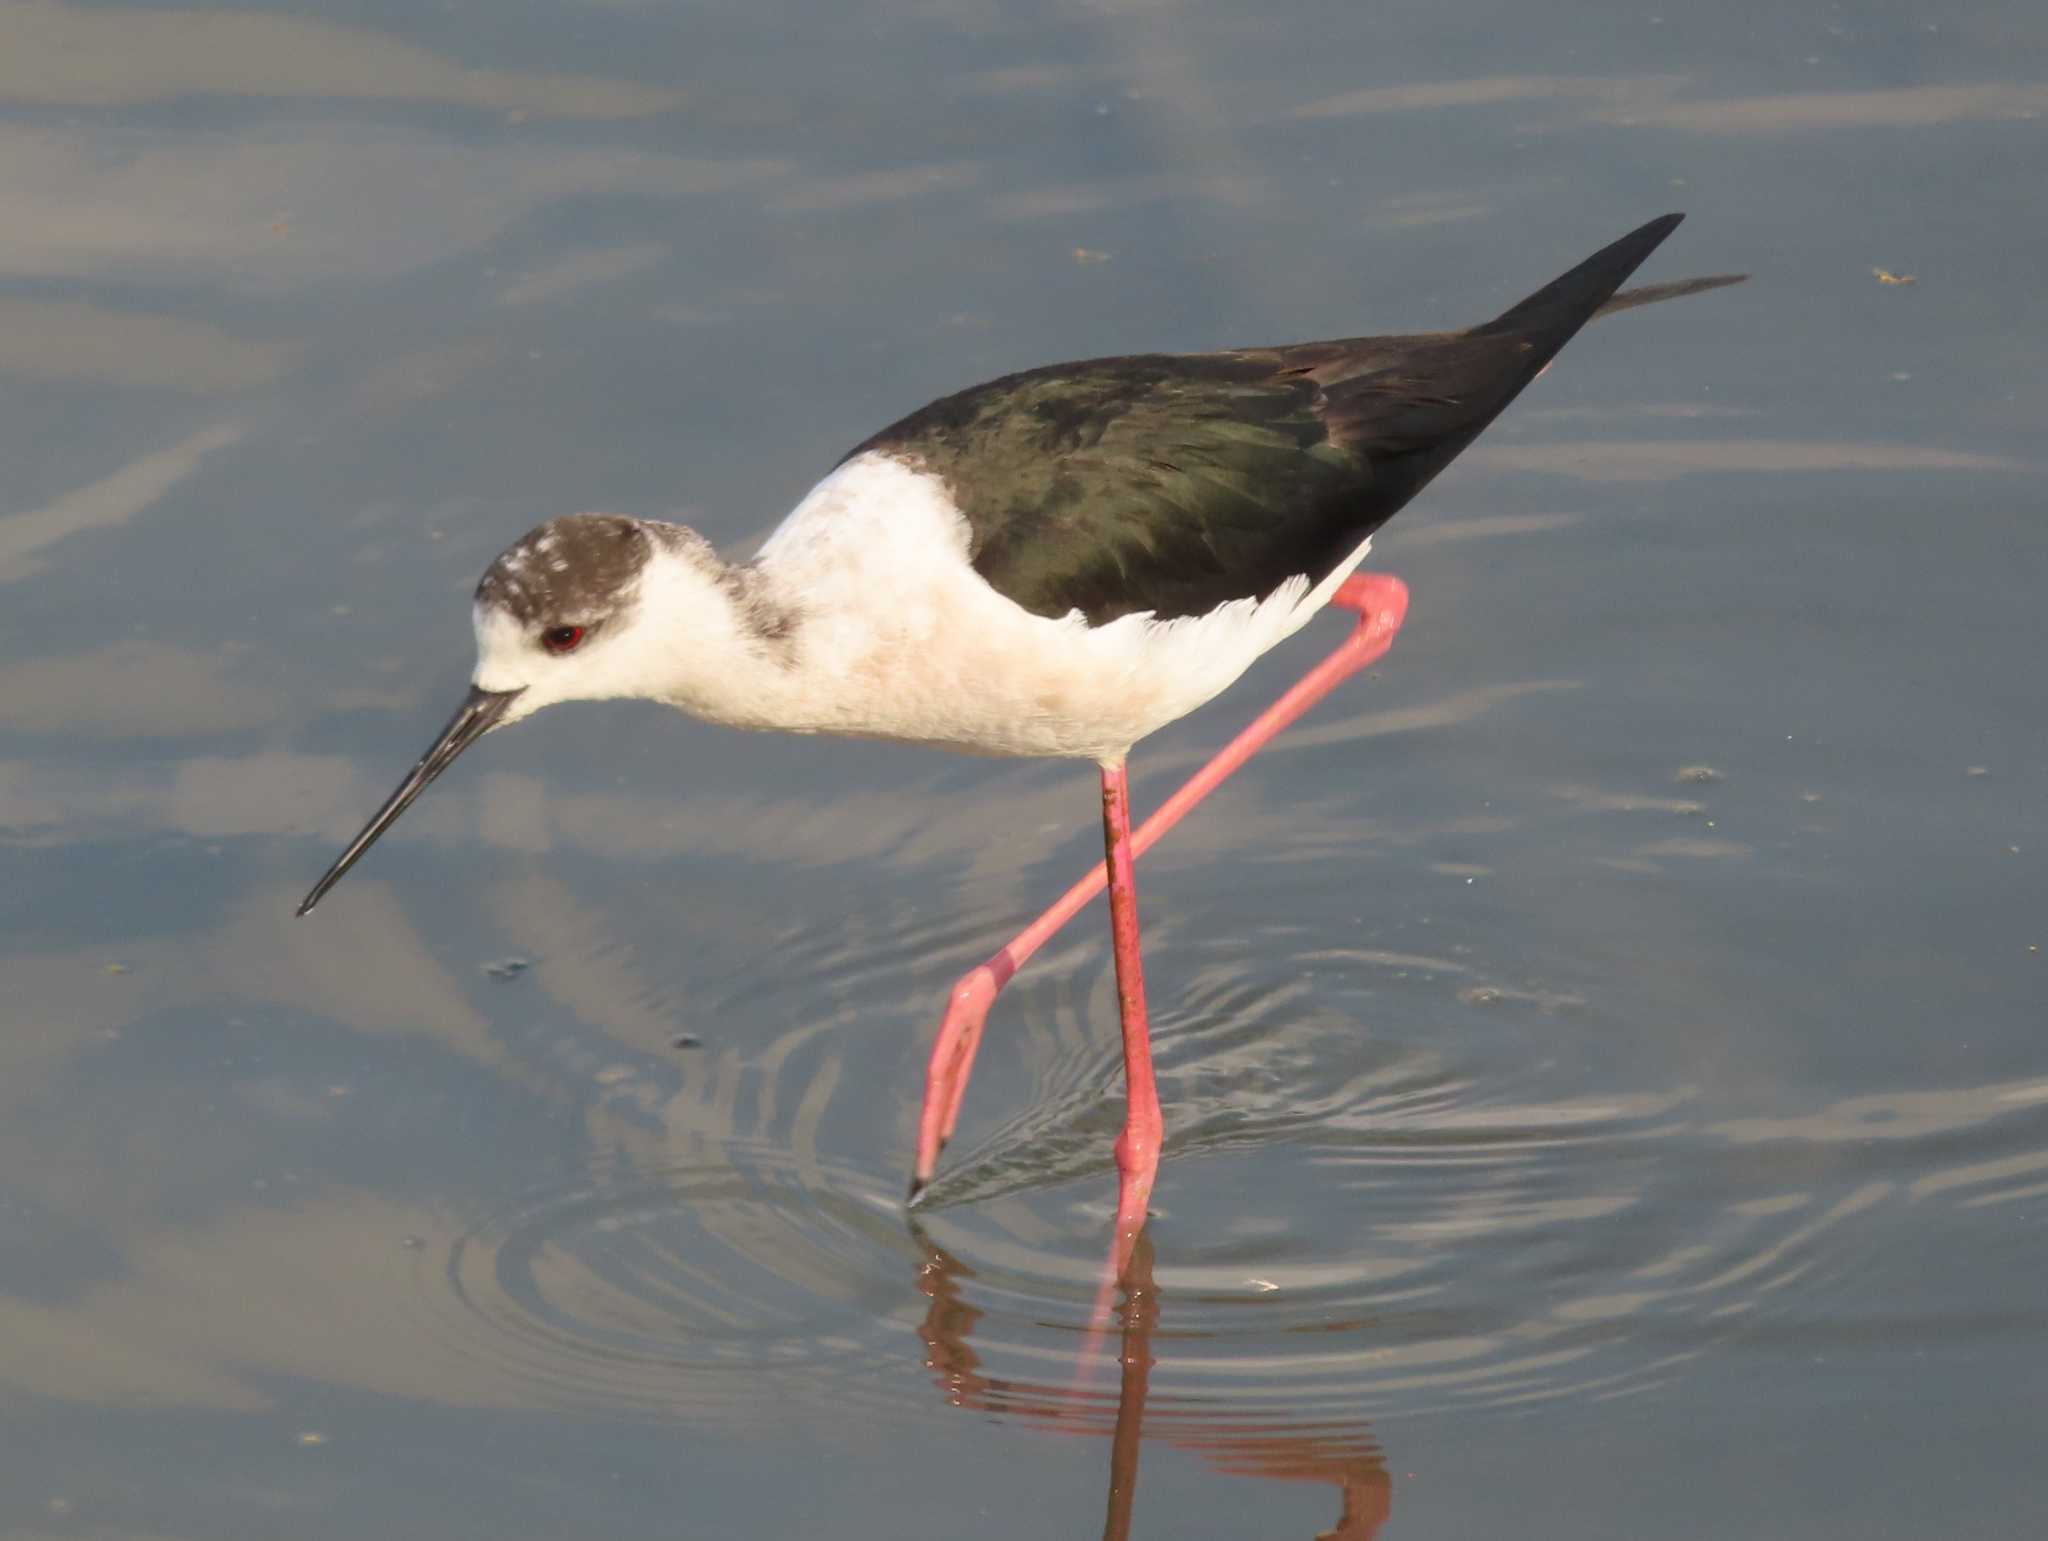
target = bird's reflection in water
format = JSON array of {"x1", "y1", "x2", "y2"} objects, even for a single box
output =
[{"x1": 912, "y1": 1225, "x2": 1392, "y2": 1541}]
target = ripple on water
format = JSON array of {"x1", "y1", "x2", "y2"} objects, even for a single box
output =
[
  {"x1": 430, "y1": 1146, "x2": 927, "y2": 1423},
  {"x1": 413, "y1": 897, "x2": 2048, "y2": 1434}
]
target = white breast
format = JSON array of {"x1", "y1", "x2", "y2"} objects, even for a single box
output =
[{"x1": 741, "y1": 453, "x2": 1373, "y2": 763}]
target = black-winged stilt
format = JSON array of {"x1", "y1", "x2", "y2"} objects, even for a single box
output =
[{"x1": 298, "y1": 213, "x2": 1740, "y2": 1268}]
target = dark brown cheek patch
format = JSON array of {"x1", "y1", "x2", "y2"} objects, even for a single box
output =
[{"x1": 475, "y1": 515, "x2": 652, "y2": 629}]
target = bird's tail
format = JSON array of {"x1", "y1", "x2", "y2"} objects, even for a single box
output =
[
  {"x1": 1594, "y1": 272, "x2": 1749, "y2": 319},
  {"x1": 1317, "y1": 214, "x2": 1736, "y2": 522}
]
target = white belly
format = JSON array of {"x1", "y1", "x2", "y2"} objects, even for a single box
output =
[{"x1": 747, "y1": 453, "x2": 1373, "y2": 763}]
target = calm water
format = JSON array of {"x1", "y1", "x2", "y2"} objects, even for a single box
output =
[{"x1": 3, "y1": 2, "x2": 2045, "y2": 1536}]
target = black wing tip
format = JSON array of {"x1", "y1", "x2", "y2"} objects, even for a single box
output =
[
  {"x1": 1598, "y1": 211, "x2": 1688, "y2": 271},
  {"x1": 1631, "y1": 212, "x2": 1686, "y2": 261},
  {"x1": 1473, "y1": 211, "x2": 1693, "y2": 345},
  {"x1": 1596, "y1": 212, "x2": 1687, "y2": 269}
]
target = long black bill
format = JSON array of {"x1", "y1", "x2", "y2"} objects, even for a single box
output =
[{"x1": 296, "y1": 684, "x2": 524, "y2": 917}]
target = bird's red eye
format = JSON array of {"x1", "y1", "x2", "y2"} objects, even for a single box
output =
[{"x1": 541, "y1": 624, "x2": 586, "y2": 654}]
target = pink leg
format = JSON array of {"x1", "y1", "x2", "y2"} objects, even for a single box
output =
[
  {"x1": 909, "y1": 572, "x2": 1411, "y2": 1200},
  {"x1": 1099, "y1": 758, "x2": 1162, "y2": 1273}
]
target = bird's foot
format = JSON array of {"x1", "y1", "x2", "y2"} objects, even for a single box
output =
[{"x1": 910, "y1": 960, "x2": 1009, "y2": 1202}]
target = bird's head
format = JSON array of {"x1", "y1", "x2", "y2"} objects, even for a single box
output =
[
  {"x1": 296, "y1": 513, "x2": 681, "y2": 917},
  {"x1": 468, "y1": 513, "x2": 667, "y2": 726}
]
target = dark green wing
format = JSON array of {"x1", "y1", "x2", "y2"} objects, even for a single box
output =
[{"x1": 845, "y1": 214, "x2": 1691, "y2": 625}]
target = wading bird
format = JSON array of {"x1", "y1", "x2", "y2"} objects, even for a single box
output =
[{"x1": 299, "y1": 213, "x2": 1740, "y2": 1270}]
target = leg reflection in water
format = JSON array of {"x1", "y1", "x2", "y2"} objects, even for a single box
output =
[{"x1": 912, "y1": 1223, "x2": 1391, "y2": 1541}]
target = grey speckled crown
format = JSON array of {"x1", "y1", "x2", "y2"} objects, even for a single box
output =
[{"x1": 475, "y1": 515, "x2": 653, "y2": 628}]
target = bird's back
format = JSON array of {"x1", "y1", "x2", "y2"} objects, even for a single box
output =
[{"x1": 848, "y1": 213, "x2": 1695, "y2": 626}]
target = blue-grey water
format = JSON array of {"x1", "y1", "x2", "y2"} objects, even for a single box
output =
[{"x1": 3, "y1": 2, "x2": 2044, "y2": 1536}]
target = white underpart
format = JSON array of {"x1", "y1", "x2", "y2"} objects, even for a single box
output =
[{"x1": 474, "y1": 452, "x2": 1374, "y2": 763}]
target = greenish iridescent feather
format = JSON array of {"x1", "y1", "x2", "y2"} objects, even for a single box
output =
[{"x1": 847, "y1": 214, "x2": 1728, "y2": 625}]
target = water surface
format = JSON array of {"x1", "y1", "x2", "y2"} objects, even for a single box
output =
[{"x1": 2, "y1": 2, "x2": 2044, "y2": 1536}]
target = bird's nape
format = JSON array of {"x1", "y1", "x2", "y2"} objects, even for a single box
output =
[{"x1": 296, "y1": 683, "x2": 524, "y2": 916}]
